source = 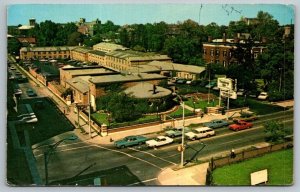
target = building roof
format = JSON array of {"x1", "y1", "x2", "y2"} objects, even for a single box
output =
[
  {"x1": 148, "y1": 61, "x2": 206, "y2": 74},
  {"x1": 106, "y1": 50, "x2": 171, "y2": 62},
  {"x1": 66, "y1": 76, "x2": 89, "y2": 93},
  {"x1": 62, "y1": 67, "x2": 116, "y2": 76},
  {"x1": 124, "y1": 82, "x2": 172, "y2": 99},
  {"x1": 20, "y1": 46, "x2": 76, "y2": 52},
  {"x1": 89, "y1": 50, "x2": 106, "y2": 56},
  {"x1": 18, "y1": 25, "x2": 34, "y2": 30},
  {"x1": 72, "y1": 46, "x2": 93, "y2": 53},
  {"x1": 93, "y1": 42, "x2": 128, "y2": 52},
  {"x1": 89, "y1": 73, "x2": 167, "y2": 84},
  {"x1": 17, "y1": 37, "x2": 36, "y2": 44}
]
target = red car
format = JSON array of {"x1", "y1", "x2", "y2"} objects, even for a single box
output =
[{"x1": 229, "y1": 120, "x2": 253, "y2": 131}]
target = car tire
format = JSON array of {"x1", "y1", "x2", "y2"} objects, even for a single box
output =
[
  {"x1": 120, "y1": 145, "x2": 125, "y2": 149},
  {"x1": 170, "y1": 135, "x2": 175, "y2": 138},
  {"x1": 207, "y1": 134, "x2": 210, "y2": 138},
  {"x1": 138, "y1": 142, "x2": 143, "y2": 145}
]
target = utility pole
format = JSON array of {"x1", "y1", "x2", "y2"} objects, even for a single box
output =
[
  {"x1": 88, "y1": 88, "x2": 91, "y2": 138},
  {"x1": 207, "y1": 63, "x2": 211, "y2": 104},
  {"x1": 181, "y1": 101, "x2": 185, "y2": 167}
]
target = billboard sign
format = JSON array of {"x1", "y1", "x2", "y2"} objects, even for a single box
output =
[
  {"x1": 220, "y1": 89, "x2": 237, "y2": 99},
  {"x1": 217, "y1": 78, "x2": 236, "y2": 91}
]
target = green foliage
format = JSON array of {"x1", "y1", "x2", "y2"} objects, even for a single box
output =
[
  {"x1": 264, "y1": 121, "x2": 287, "y2": 143},
  {"x1": 7, "y1": 37, "x2": 22, "y2": 55},
  {"x1": 67, "y1": 32, "x2": 84, "y2": 46},
  {"x1": 212, "y1": 149, "x2": 293, "y2": 185}
]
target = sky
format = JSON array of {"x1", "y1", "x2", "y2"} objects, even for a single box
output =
[{"x1": 7, "y1": 4, "x2": 294, "y2": 26}]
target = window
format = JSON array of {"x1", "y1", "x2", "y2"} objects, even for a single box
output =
[
  {"x1": 203, "y1": 48, "x2": 207, "y2": 55},
  {"x1": 210, "y1": 49, "x2": 214, "y2": 56},
  {"x1": 216, "y1": 60, "x2": 219, "y2": 64},
  {"x1": 223, "y1": 50, "x2": 227, "y2": 57},
  {"x1": 223, "y1": 60, "x2": 227, "y2": 67},
  {"x1": 216, "y1": 49, "x2": 220, "y2": 57}
]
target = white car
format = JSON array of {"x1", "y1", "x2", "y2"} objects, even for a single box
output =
[
  {"x1": 185, "y1": 127, "x2": 215, "y2": 140},
  {"x1": 257, "y1": 92, "x2": 268, "y2": 100},
  {"x1": 146, "y1": 136, "x2": 173, "y2": 148},
  {"x1": 237, "y1": 89, "x2": 245, "y2": 96}
]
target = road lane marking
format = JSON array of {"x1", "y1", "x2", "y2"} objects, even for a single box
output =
[
  {"x1": 92, "y1": 145, "x2": 163, "y2": 170},
  {"x1": 127, "y1": 178, "x2": 158, "y2": 186},
  {"x1": 128, "y1": 147, "x2": 177, "y2": 165}
]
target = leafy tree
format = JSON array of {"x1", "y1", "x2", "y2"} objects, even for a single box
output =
[
  {"x1": 264, "y1": 121, "x2": 287, "y2": 143},
  {"x1": 67, "y1": 32, "x2": 84, "y2": 46},
  {"x1": 7, "y1": 38, "x2": 22, "y2": 55}
]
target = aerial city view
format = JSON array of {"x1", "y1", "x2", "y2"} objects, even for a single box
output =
[{"x1": 6, "y1": 4, "x2": 294, "y2": 186}]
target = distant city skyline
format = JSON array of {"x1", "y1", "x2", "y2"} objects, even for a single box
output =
[{"x1": 7, "y1": 4, "x2": 294, "y2": 26}]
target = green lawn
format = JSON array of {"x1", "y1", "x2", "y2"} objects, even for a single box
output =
[
  {"x1": 247, "y1": 99, "x2": 285, "y2": 115},
  {"x1": 169, "y1": 106, "x2": 193, "y2": 118},
  {"x1": 91, "y1": 112, "x2": 159, "y2": 128},
  {"x1": 212, "y1": 149, "x2": 293, "y2": 186},
  {"x1": 185, "y1": 98, "x2": 219, "y2": 110}
]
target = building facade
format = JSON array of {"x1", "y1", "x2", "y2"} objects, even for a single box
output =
[
  {"x1": 19, "y1": 46, "x2": 75, "y2": 60},
  {"x1": 70, "y1": 47, "x2": 93, "y2": 62},
  {"x1": 93, "y1": 42, "x2": 128, "y2": 53}
]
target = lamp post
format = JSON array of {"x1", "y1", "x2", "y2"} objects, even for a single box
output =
[
  {"x1": 44, "y1": 135, "x2": 78, "y2": 185},
  {"x1": 181, "y1": 101, "x2": 185, "y2": 167},
  {"x1": 88, "y1": 88, "x2": 91, "y2": 138},
  {"x1": 193, "y1": 101, "x2": 196, "y2": 114},
  {"x1": 207, "y1": 62, "x2": 211, "y2": 104}
]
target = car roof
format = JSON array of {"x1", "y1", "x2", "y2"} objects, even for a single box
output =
[
  {"x1": 195, "y1": 127, "x2": 211, "y2": 131},
  {"x1": 157, "y1": 136, "x2": 166, "y2": 139}
]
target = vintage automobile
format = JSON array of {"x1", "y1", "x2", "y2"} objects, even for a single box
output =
[
  {"x1": 229, "y1": 120, "x2": 253, "y2": 131},
  {"x1": 114, "y1": 135, "x2": 148, "y2": 149},
  {"x1": 233, "y1": 112, "x2": 258, "y2": 122},
  {"x1": 146, "y1": 136, "x2": 173, "y2": 148},
  {"x1": 165, "y1": 127, "x2": 190, "y2": 138},
  {"x1": 203, "y1": 119, "x2": 229, "y2": 129},
  {"x1": 185, "y1": 127, "x2": 215, "y2": 140}
]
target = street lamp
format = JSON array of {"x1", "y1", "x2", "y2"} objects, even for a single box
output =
[
  {"x1": 193, "y1": 101, "x2": 196, "y2": 114},
  {"x1": 44, "y1": 135, "x2": 78, "y2": 185},
  {"x1": 176, "y1": 95, "x2": 185, "y2": 167}
]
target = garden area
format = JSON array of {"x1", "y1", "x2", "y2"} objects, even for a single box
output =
[{"x1": 212, "y1": 149, "x2": 293, "y2": 185}]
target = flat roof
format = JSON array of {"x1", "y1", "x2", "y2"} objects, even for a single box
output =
[
  {"x1": 93, "y1": 42, "x2": 128, "y2": 51},
  {"x1": 89, "y1": 73, "x2": 167, "y2": 84},
  {"x1": 20, "y1": 46, "x2": 76, "y2": 52},
  {"x1": 148, "y1": 61, "x2": 206, "y2": 74},
  {"x1": 66, "y1": 76, "x2": 89, "y2": 93},
  {"x1": 124, "y1": 82, "x2": 171, "y2": 99},
  {"x1": 89, "y1": 50, "x2": 106, "y2": 56},
  {"x1": 72, "y1": 46, "x2": 93, "y2": 53},
  {"x1": 106, "y1": 50, "x2": 171, "y2": 61},
  {"x1": 63, "y1": 67, "x2": 116, "y2": 76}
]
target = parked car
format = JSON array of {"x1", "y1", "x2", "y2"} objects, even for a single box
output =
[
  {"x1": 16, "y1": 115, "x2": 38, "y2": 124},
  {"x1": 237, "y1": 89, "x2": 245, "y2": 96},
  {"x1": 186, "y1": 80, "x2": 192, "y2": 85},
  {"x1": 203, "y1": 119, "x2": 229, "y2": 129},
  {"x1": 146, "y1": 136, "x2": 173, "y2": 148},
  {"x1": 114, "y1": 135, "x2": 148, "y2": 149},
  {"x1": 233, "y1": 112, "x2": 258, "y2": 122},
  {"x1": 165, "y1": 127, "x2": 190, "y2": 138},
  {"x1": 176, "y1": 79, "x2": 186, "y2": 84},
  {"x1": 229, "y1": 120, "x2": 253, "y2": 131},
  {"x1": 257, "y1": 92, "x2": 268, "y2": 100},
  {"x1": 185, "y1": 127, "x2": 215, "y2": 140},
  {"x1": 212, "y1": 86, "x2": 220, "y2": 91},
  {"x1": 14, "y1": 89, "x2": 22, "y2": 95},
  {"x1": 205, "y1": 81, "x2": 216, "y2": 89},
  {"x1": 26, "y1": 88, "x2": 37, "y2": 97}
]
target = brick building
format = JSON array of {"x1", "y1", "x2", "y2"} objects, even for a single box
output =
[
  {"x1": 202, "y1": 33, "x2": 266, "y2": 66},
  {"x1": 92, "y1": 42, "x2": 128, "y2": 53},
  {"x1": 20, "y1": 46, "x2": 76, "y2": 60},
  {"x1": 70, "y1": 46, "x2": 93, "y2": 62}
]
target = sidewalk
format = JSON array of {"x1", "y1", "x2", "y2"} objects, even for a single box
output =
[{"x1": 157, "y1": 163, "x2": 209, "y2": 185}]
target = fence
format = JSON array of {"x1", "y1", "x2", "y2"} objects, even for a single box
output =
[{"x1": 206, "y1": 141, "x2": 293, "y2": 185}]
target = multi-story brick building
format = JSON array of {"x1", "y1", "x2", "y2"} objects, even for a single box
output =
[
  {"x1": 87, "y1": 50, "x2": 106, "y2": 65},
  {"x1": 202, "y1": 33, "x2": 266, "y2": 66},
  {"x1": 70, "y1": 46, "x2": 93, "y2": 62},
  {"x1": 19, "y1": 46, "x2": 76, "y2": 60},
  {"x1": 105, "y1": 50, "x2": 172, "y2": 72}
]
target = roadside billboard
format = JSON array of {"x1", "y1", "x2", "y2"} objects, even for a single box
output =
[
  {"x1": 220, "y1": 89, "x2": 237, "y2": 99},
  {"x1": 217, "y1": 78, "x2": 235, "y2": 91}
]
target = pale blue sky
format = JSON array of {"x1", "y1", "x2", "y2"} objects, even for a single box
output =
[{"x1": 7, "y1": 4, "x2": 294, "y2": 26}]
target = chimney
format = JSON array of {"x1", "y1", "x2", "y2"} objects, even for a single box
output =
[
  {"x1": 208, "y1": 36, "x2": 212, "y2": 43},
  {"x1": 222, "y1": 33, "x2": 226, "y2": 43}
]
